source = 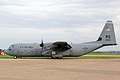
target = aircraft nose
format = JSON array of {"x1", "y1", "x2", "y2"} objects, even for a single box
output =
[{"x1": 4, "y1": 49, "x2": 9, "y2": 54}]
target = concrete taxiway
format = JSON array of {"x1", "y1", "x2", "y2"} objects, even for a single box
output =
[{"x1": 0, "y1": 59, "x2": 120, "y2": 80}]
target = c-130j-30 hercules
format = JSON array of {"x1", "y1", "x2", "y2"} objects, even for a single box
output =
[{"x1": 4, "y1": 21, "x2": 117, "y2": 59}]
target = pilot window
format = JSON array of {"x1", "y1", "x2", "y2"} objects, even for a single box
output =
[
  {"x1": 9, "y1": 45, "x2": 14, "y2": 48},
  {"x1": 9, "y1": 45, "x2": 14, "y2": 49}
]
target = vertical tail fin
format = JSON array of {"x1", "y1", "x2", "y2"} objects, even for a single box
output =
[{"x1": 97, "y1": 21, "x2": 117, "y2": 46}]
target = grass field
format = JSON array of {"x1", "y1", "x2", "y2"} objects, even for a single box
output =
[{"x1": 0, "y1": 52, "x2": 120, "y2": 59}]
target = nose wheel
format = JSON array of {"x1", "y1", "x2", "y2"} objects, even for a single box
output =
[{"x1": 13, "y1": 56, "x2": 18, "y2": 59}]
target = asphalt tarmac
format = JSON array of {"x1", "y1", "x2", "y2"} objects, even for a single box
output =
[{"x1": 0, "y1": 59, "x2": 120, "y2": 80}]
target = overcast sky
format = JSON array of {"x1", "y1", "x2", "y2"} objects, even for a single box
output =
[{"x1": 0, "y1": 0, "x2": 120, "y2": 51}]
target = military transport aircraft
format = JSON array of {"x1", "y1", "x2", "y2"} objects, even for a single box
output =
[{"x1": 4, "y1": 21, "x2": 117, "y2": 59}]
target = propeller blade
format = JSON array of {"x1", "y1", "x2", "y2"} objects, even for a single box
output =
[
  {"x1": 0, "y1": 49, "x2": 4, "y2": 52},
  {"x1": 40, "y1": 39, "x2": 44, "y2": 48}
]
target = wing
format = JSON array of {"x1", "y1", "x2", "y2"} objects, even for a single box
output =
[
  {"x1": 42, "y1": 41, "x2": 72, "y2": 55},
  {"x1": 51, "y1": 41, "x2": 72, "y2": 52}
]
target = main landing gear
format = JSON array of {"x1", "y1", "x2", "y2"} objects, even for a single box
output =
[{"x1": 51, "y1": 56, "x2": 62, "y2": 59}]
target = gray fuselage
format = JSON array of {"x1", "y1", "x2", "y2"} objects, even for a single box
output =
[{"x1": 4, "y1": 42, "x2": 103, "y2": 57}]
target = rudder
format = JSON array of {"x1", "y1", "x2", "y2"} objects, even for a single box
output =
[{"x1": 97, "y1": 21, "x2": 117, "y2": 46}]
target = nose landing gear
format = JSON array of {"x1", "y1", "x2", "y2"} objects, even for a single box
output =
[{"x1": 13, "y1": 56, "x2": 18, "y2": 59}]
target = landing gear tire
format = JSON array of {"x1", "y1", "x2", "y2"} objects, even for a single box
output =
[
  {"x1": 59, "y1": 57, "x2": 62, "y2": 59},
  {"x1": 51, "y1": 57, "x2": 62, "y2": 59},
  {"x1": 57, "y1": 57, "x2": 62, "y2": 59},
  {"x1": 51, "y1": 57, "x2": 55, "y2": 59},
  {"x1": 13, "y1": 56, "x2": 18, "y2": 59}
]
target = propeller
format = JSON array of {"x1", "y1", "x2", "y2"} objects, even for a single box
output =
[
  {"x1": 40, "y1": 39, "x2": 44, "y2": 49},
  {"x1": 0, "y1": 49, "x2": 5, "y2": 55},
  {"x1": 0, "y1": 49, "x2": 4, "y2": 52}
]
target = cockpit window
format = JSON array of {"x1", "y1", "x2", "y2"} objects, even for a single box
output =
[
  {"x1": 11, "y1": 45, "x2": 14, "y2": 48},
  {"x1": 9, "y1": 45, "x2": 14, "y2": 48}
]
